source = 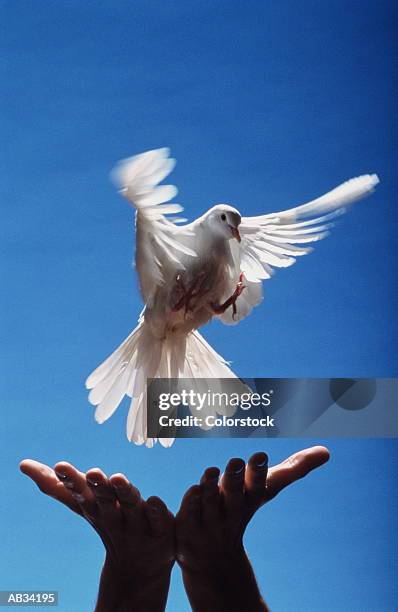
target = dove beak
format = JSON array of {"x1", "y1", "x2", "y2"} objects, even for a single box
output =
[{"x1": 229, "y1": 225, "x2": 241, "y2": 243}]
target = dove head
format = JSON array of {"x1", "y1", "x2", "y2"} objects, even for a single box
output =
[{"x1": 204, "y1": 204, "x2": 242, "y2": 243}]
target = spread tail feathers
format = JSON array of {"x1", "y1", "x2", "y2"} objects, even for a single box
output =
[{"x1": 85, "y1": 323, "x2": 238, "y2": 448}]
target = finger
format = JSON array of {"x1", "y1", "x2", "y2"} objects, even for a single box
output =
[
  {"x1": 145, "y1": 496, "x2": 172, "y2": 537},
  {"x1": 20, "y1": 459, "x2": 82, "y2": 515},
  {"x1": 266, "y1": 446, "x2": 330, "y2": 500},
  {"x1": 176, "y1": 485, "x2": 201, "y2": 526},
  {"x1": 54, "y1": 461, "x2": 97, "y2": 518},
  {"x1": 86, "y1": 468, "x2": 118, "y2": 519},
  {"x1": 109, "y1": 473, "x2": 141, "y2": 517},
  {"x1": 220, "y1": 457, "x2": 245, "y2": 512},
  {"x1": 245, "y1": 452, "x2": 268, "y2": 501},
  {"x1": 200, "y1": 466, "x2": 220, "y2": 522}
]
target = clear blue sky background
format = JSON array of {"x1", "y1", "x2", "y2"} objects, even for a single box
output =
[{"x1": 1, "y1": 1, "x2": 397, "y2": 610}]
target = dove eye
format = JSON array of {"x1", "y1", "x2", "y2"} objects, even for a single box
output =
[{"x1": 221, "y1": 213, "x2": 226, "y2": 221}]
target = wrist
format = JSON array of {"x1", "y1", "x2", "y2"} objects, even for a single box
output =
[
  {"x1": 180, "y1": 547, "x2": 268, "y2": 612},
  {"x1": 103, "y1": 553, "x2": 173, "y2": 584},
  {"x1": 179, "y1": 542, "x2": 248, "y2": 579},
  {"x1": 95, "y1": 555, "x2": 173, "y2": 612},
  {"x1": 178, "y1": 535, "x2": 253, "y2": 576}
]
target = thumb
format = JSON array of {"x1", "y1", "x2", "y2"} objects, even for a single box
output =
[{"x1": 265, "y1": 446, "x2": 330, "y2": 501}]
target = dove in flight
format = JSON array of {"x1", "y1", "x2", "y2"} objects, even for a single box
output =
[{"x1": 86, "y1": 148, "x2": 379, "y2": 447}]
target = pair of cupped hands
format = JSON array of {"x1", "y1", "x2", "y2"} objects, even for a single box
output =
[{"x1": 20, "y1": 445, "x2": 329, "y2": 612}]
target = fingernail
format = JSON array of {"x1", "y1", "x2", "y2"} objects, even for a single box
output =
[
  {"x1": 56, "y1": 472, "x2": 74, "y2": 489},
  {"x1": 112, "y1": 482, "x2": 127, "y2": 489},
  {"x1": 234, "y1": 465, "x2": 245, "y2": 475},
  {"x1": 55, "y1": 471, "x2": 67, "y2": 480},
  {"x1": 256, "y1": 457, "x2": 268, "y2": 468},
  {"x1": 87, "y1": 478, "x2": 100, "y2": 487}
]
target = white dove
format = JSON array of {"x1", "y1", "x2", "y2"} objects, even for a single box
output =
[{"x1": 86, "y1": 148, "x2": 379, "y2": 447}]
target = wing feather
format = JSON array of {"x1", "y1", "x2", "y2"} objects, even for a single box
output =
[
  {"x1": 112, "y1": 148, "x2": 197, "y2": 303},
  {"x1": 219, "y1": 173, "x2": 379, "y2": 325}
]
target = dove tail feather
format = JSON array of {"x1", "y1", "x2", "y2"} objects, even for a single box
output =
[{"x1": 86, "y1": 322, "x2": 238, "y2": 448}]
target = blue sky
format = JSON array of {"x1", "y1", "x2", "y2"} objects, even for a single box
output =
[{"x1": 1, "y1": 1, "x2": 397, "y2": 610}]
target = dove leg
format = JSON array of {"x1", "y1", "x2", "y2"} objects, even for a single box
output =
[
  {"x1": 170, "y1": 274, "x2": 188, "y2": 312},
  {"x1": 184, "y1": 270, "x2": 209, "y2": 313},
  {"x1": 210, "y1": 272, "x2": 246, "y2": 319},
  {"x1": 171, "y1": 271, "x2": 208, "y2": 314}
]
